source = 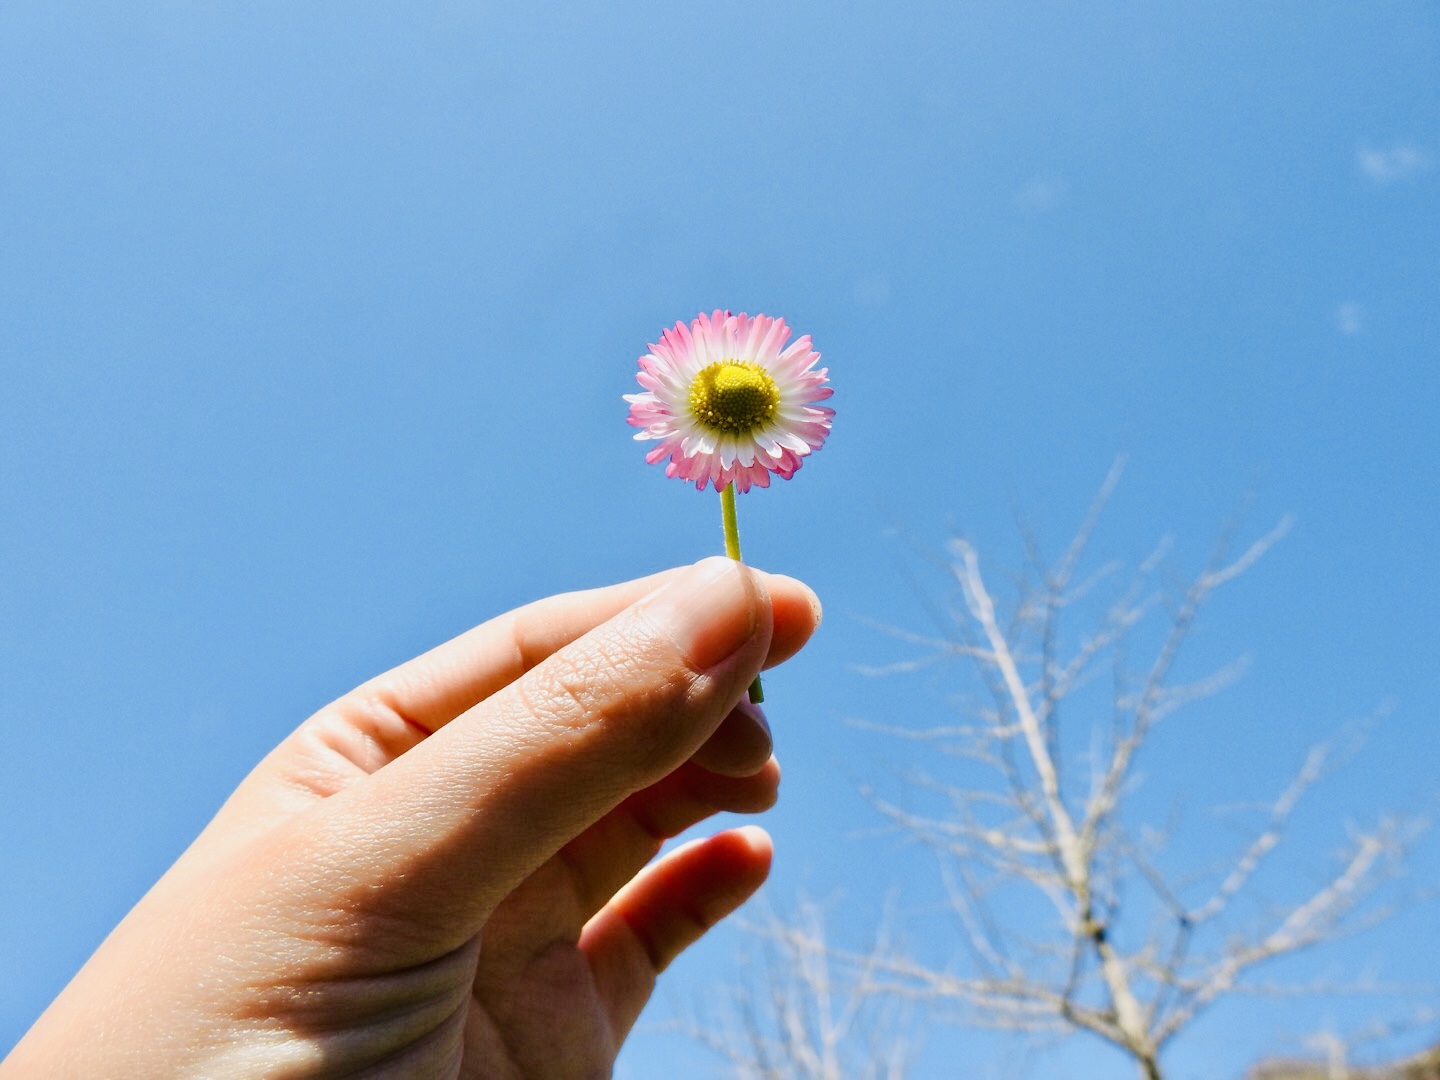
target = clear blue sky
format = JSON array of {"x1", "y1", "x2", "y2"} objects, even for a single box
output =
[{"x1": 2, "y1": 2, "x2": 1436, "y2": 1076}]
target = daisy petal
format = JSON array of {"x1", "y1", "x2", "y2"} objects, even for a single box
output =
[{"x1": 625, "y1": 311, "x2": 833, "y2": 492}]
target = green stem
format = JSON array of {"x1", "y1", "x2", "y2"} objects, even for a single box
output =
[{"x1": 720, "y1": 484, "x2": 764, "y2": 704}]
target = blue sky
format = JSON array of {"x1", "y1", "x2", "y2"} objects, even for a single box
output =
[{"x1": 2, "y1": 2, "x2": 1437, "y2": 1076}]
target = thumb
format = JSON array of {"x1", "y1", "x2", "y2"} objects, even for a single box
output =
[{"x1": 285, "y1": 557, "x2": 773, "y2": 952}]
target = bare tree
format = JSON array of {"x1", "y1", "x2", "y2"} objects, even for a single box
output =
[
  {"x1": 1248, "y1": 1042, "x2": 1440, "y2": 1080},
  {"x1": 1247, "y1": 1007, "x2": 1440, "y2": 1080},
  {"x1": 680, "y1": 897, "x2": 916, "y2": 1080},
  {"x1": 844, "y1": 461, "x2": 1421, "y2": 1079}
]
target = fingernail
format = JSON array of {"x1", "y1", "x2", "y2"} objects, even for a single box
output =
[
  {"x1": 802, "y1": 583, "x2": 823, "y2": 627},
  {"x1": 641, "y1": 557, "x2": 762, "y2": 671},
  {"x1": 737, "y1": 697, "x2": 771, "y2": 736},
  {"x1": 732, "y1": 698, "x2": 773, "y2": 761},
  {"x1": 692, "y1": 698, "x2": 772, "y2": 777}
]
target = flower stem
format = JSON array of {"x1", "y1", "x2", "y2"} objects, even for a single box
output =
[{"x1": 720, "y1": 484, "x2": 764, "y2": 704}]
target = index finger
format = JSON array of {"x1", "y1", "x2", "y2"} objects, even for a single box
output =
[
  {"x1": 176, "y1": 563, "x2": 818, "y2": 888},
  {"x1": 225, "y1": 565, "x2": 818, "y2": 822},
  {"x1": 351, "y1": 566, "x2": 820, "y2": 738}
]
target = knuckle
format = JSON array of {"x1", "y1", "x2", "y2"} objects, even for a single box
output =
[{"x1": 513, "y1": 616, "x2": 704, "y2": 762}]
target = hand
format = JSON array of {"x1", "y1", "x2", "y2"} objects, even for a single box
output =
[{"x1": 4, "y1": 557, "x2": 821, "y2": 1078}]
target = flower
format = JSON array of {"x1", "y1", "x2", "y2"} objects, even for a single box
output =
[{"x1": 625, "y1": 310, "x2": 833, "y2": 492}]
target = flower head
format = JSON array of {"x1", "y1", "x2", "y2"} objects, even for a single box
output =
[{"x1": 625, "y1": 310, "x2": 833, "y2": 492}]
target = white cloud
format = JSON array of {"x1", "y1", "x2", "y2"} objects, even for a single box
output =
[
  {"x1": 852, "y1": 274, "x2": 891, "y2": 309},
  {"x1": 1335, "y1": 302, "x2": 1364, "y2": 336},
  {"x1": 1357, "y1": 143, "x2": 1433, "y2": 186},
  {"x1": 1013, "y1": 176, "x2": 1068, "y2": 215}
]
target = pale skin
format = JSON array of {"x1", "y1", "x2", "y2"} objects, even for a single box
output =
[{"x1": 4, "y1": 557, "x2": 820, "y2": 1079}]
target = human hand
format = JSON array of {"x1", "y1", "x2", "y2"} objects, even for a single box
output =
[{"x1": 4, "y1": 557, "x2": 820, "y2": 1078}]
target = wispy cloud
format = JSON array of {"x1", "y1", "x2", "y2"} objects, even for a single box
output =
[
  {"x1": 852, "y1": 273, "x2": 891, "y2": 309},
  {"x1": 1335, "y1": 302, "x2": 1364, "y2": 336},
  {"x1": 1013, "y1": 176, "x2": 1068, "y2": 216},
  {"x1": 1357, "y1": 143, "x2": 1433, "y2": 186}
]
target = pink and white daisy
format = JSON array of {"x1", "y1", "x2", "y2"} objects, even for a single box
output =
[{"x1": 625, "y1": 310, "x2": 834, "y2": 492}]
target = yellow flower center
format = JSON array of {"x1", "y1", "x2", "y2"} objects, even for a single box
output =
[{"x1": 688, "y1": 361, "x2": 780, "y2": 434}]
